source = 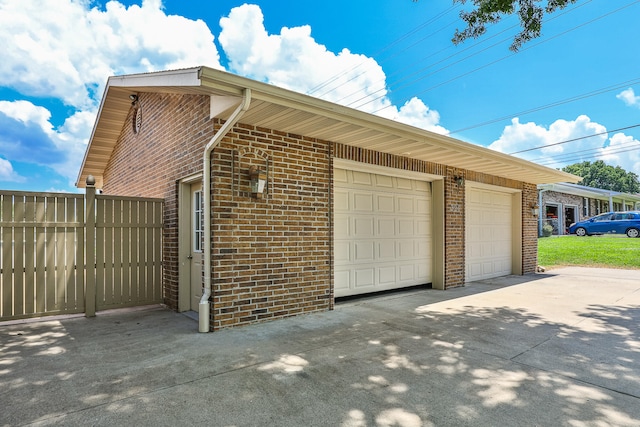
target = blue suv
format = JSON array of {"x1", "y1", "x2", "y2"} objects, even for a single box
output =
[{"x1": 569, "y1": 211, "x2": 640, "y2": 238}]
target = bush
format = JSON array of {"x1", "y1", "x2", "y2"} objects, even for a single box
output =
[{"x1": 542, "y1": 223, "x2": 554, "y2": 237}]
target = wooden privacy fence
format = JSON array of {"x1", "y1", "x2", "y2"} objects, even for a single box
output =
[{"x1": 0, "y1": 185, "x2": 163, "y2": 321}]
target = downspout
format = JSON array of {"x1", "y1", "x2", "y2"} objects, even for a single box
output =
[{"x1": 199, "y1": 88, "x2": 252, "y2": 333}]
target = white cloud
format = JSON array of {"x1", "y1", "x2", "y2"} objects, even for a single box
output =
[
  {"x1": 0, "y1": 158, "x2": 24, "y2": 183},
  {"x1": 387, "y1": 97, "x2": 448, "y2": 135},
  {"x1": 0, "y1": 0, "x2": 223, "y2": 188},
  {"x1": 0, "y1": 0, "x2": 222, "y2": 109},
  {"x1": 599, "y1": 133, "x2": 640, "y2": 175},
  {"x1": 0, "y1": 100, "x2": 92, "y2": 183},
  {"x1": 489, "y1": 115, "x2": 640, "y2": 175},
  {"x1": 218, "y1": 4, "x2": 447, "y2": 132},
  {"x1": 0, "y1": 1, "x2": 449, "y2": 192},
  {"x1": 489, "y1": 115, "x2": 607, "y2": 162},
  {"x1": 616, "y1": 88, "x2": 640, "y2": 108}
]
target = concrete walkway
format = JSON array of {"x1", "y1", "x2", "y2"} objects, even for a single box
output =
[{"x1": 1, "y1": 267, "x2": 639, "y2": 426}]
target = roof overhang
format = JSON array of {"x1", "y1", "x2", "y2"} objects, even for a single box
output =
[
  {"x1": 77, "y1": 66, "x2": 581, "y2": 188},
  {"x1": 539, "y1": 182, "x2": 640, "y2": 203}
]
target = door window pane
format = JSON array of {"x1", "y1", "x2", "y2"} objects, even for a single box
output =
[{"x1": 193, "y1": 190, "x2": 203, "y2": 252}]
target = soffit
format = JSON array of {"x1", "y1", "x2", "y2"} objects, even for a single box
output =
[{"x1": 77, "y1": 66, "x2": 580, "y2": 188}]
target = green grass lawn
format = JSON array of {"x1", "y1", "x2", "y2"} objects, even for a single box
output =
[{"x1": 538, "y1": 235, "x2": 640, "y2": 270}]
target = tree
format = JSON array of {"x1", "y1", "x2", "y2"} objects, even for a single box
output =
[
  {"x1": 562, "y1": 161, "x2": 640, "y2": 194},
  {"x1": 450, "y1": 0, "x2": 579, "y2": 51}
]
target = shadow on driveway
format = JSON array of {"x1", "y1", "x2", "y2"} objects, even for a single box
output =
[{"x1": 1, "y1": 267, "x2": 639, "y2": 426}]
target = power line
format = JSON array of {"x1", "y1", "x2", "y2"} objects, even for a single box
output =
[
  {"x1": 365, "y1": 0, "x2": 636, "y2": 114},
  {"x1": 509, "y1": 124, "x2": 640, "y2": 155},
  {"x1": 306, "y1": 5, "x2": 457, "y2": 96},
  {"x1": 529, "y1": 136, "x2": 640, "y2": 165},
  {"x1": 529, "y1": 138, "x2": 639, "y2": 163},
  {"x1": 535, "y1": 143, "x2": 640, "y2": 167},
  {"x1": 320, "y1": 17, "x2": 460, "y2": 103},
  {"x1": 447, "y1": 77, "x2": 640, "y2": 135},
  {"x1": 336, "y1": 0, "x2": 591, "y2": 110},
  {"x1": 345, "y1": 18, "x2": 520, "y2": 109}
]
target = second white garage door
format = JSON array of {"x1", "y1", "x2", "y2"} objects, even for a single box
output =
[
  {"x1": 466, "y1": 186, "x2": 513, "y2": 282},
  {"x1": 334, "y1": 169, "x2": 432, "y2": 298}
]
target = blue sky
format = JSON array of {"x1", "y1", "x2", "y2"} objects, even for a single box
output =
[{"x1": 1, "y1": 0, "x2": 639, "y2": 192}]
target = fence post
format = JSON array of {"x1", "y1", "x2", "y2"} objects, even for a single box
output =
[{"x1": 85, "y1": 176, "x2": 96, "y2": 317}]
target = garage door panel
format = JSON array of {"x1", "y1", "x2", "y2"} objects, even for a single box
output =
[
  {"x1": 354, "y1": 241, "x2": 375, "y2": 262},
  {"x1": 335, "y1": 216, "x2": 350, "y2": 236},
  {"x1": 377, "y1": 218, "x2": 396, "y2": 237},
  {"x1": 397, "y1": 197, "x2": 414, "y2": 214},
  {"x1": 398, "y1": 219, "x2": 415, "y2": 235},
  {"x1": 335, "y1": 270, "x2": 350, "y2": 290},
  {"x1": 335, "y1": 168, "x2": 349, "y2": 183},
  {"x1": 377, "y1": 194, "x2": 395, "y2": 212},
  {"x1": 416, "y1": 198, "x2": 430, "y2": 214},
  {"x1": 353, "y1": 171, "x2": 373, "y2": 186},
  {"x1": 396, "y1": 178, "x2": 413, "y2": 190},
  {"x1": 335, "y1": 189, "x2": 350, "y2": 211},
  {"x1": 354, "y1": 217, "x2": 374, "y2": 237},
  {"x1": 378, "y1": 241, "x2": 396, "y2": 260},
  {"x1": 375, "y1": 174, "x2": 394, "y2": 188},
  {"x1": 379, "y1": 267, "x2": 396, "y2": 285},
  {"x1": 416, "y1": 219, "x2": 430, "y2": 236},
  {"x1": 335, "y1": 169, "x2": 432, "y2": 297},
  {"x1": 416, "y1": 240, "x2": 430, "y2": 258},
  {"x1": 353, "y1": 192, "x2": 374, "y2": 211},
  {"x1": 335, "y1": 241, "x2": 351, "y2": 263},
  {"x1": 355, "y1": 269, "x2": 375, "y2": 288},
  {"x1": 398, "y1": 264, "x2": 416, "y2": 281},
  {"x1": 417, "y1": 263, "x2": 429, "y2": 280},
  {"x1": 466, "y1": 187, "x2": 514, "y2": 282},
  {"x1": 398, "y1": 240, "x2": 415, "y2": 257}
]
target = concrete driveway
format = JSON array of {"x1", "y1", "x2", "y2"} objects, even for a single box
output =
[{"x1": 1, "y1": 267, "x2": 639, "y2": 427}]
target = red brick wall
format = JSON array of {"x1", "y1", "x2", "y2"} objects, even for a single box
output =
[
  {"x1": 103, "y1": 93, "x2": 331, "y2": 329},
  {"x1": 522, "y1": 182, "x2": 539, "y2": 274},
  {"x1": 444, "y1": 168, "x2": 466, "y2": 288},
  {"x1": 208, "y1": 124, "x2": 331, "y2": 329},
  {"x1": 102, "y1": 92, "x2": 540, "y2": 329},
  {"x1": 102, "y1": 93, "x2": 214, "y2": 310}
]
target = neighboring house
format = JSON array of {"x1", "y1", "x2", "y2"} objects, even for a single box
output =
[
  {"x1": 537, "y1": 182, "x2": 640, "y2": 236},
  {"x1": 77, "y1": 67, "x2": 578, "y2": 331}
]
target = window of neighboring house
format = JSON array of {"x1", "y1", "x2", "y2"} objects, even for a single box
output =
[
  {"x1": 583, "y1": 197, "x2": 589, "y2": 217},
  {"x1": 597, "y1": 200, "x2": 608, "y2": 214},
  {"x1": 193, "y1": 190, "x2": 203, "y2": 253}
]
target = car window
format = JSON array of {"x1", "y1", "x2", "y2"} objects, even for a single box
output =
[
  {"x1": 593, "y1": 214, "x2": 613, "y2": 221},
  {"x1": 613, "y1": 214, "x2": 627, "y2": 220}
]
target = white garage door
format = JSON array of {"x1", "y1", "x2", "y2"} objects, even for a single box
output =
[
  {"x1": 466, "y1": 187, "x2": 513, "y2": 282},
  {"x1": 334, "y1": 168, "x2": 432, "y2": 298}
]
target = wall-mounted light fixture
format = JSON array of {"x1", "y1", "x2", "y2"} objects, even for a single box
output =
[
  {"x1": 249, "y1": 165, "x2": 267, "y2": 198},
  {"x1": 530, "y1": 203, "x2": 540, "y2": 217},
  {"x1": 129, "y1": 94, "x2": 139, "y2": 106},
  {"x1": 454, "y1": 176, "x2": 465, "y2": 188}
]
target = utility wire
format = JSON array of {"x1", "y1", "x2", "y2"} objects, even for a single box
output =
[
  {"x1": 345, "y1": 18, "x2": 521, "y2": 109},
  {"x1": 306, "y1": 5, "x2": 457, "y2": 96},
  {"x1": 447, "y1": 77, "x2": 640, "y2": 135},
  {"x1": 321, "y1": 17, "x2": 460, "y2": 103},
  {"x1": 535, "y1": 144, "x2": 640, "y2": 167},
  {"x1": 366, "y1": 0, "x2": 636, "y2": 114},
  {"x1": 509, "y1": 124, "x2": 640, "y2": 154},
  {"x1": 528, "y1": 137, "x2": 640, "y2": 164}
]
